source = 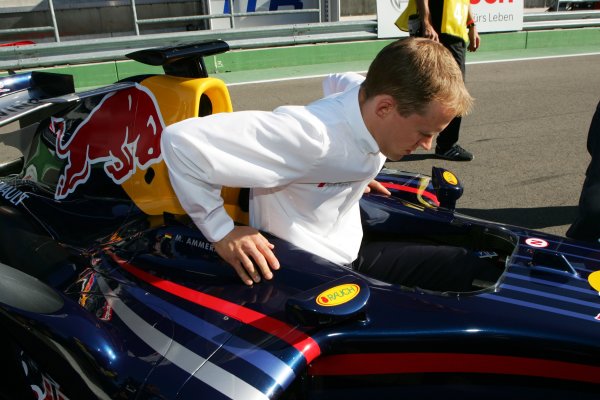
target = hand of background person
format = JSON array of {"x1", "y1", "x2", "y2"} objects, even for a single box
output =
[
  {"x1": 214, "y1": 226, "x2": 280, "y2": 285},
  {"x1": 364, "y1": 179, "x2": 391, "y2": 195},
  {"x1": 468, "y1": 26, "x2": 480, "y2": 52},
  {"x1": 421, "y1": 20, "x2": 439, "y2": 42}
]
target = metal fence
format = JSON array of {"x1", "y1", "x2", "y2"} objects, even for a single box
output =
[
  {"x1": 0, "y1": 0, "x2": 60, "y2": 42},
  {"x1": 0, "y1": 0, "x2": 335, "y2": 43}
]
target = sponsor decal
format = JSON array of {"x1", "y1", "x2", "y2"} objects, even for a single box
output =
[
  {"x1": 588, "y1": 270, "x2": 600, "y2": 293},
  {"x1": 317, "y1": 181, "x2": 352, "y2": 188},
  {"x1": 52, "y1": 84, "x2": 165, "y2": 200},
  {"x1": 316, "y1": 283, "x2": 360, "y2": 307},
  {"x1": 525, "y1": 238, "x2": 549, "y2": 248},
  {"x1": 0, "y1": 181, "x2": 29, "y2": 206},
  {"x1": 31, "y1": 372, "x2": 70, "y2": 400},
  {"x1": 443, "y1": 171, "x2": 458, "y2": 185},
  {"x1": 19, "y1": 350, "x2": 70, "y2": 400},
  {"x1": 175, "y1": 234, "x2": 215, "y2": 251}
]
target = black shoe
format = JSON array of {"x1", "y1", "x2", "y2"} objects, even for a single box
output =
[{"x1": 435, "y1": 144, "x2": 473, "y2": 161}]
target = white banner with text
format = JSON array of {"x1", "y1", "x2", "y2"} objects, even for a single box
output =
[{"x1": 377, "y1": 0, "x2": 524, "y2": 39}]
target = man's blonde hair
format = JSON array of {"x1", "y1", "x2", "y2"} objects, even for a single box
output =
[{"x1": 362, "y1": 37, "x2": 473, "y2": 117}]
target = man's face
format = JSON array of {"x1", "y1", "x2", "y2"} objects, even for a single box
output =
[{"x1": 377, "y1": 100, "x2": 455, "y2": 161}]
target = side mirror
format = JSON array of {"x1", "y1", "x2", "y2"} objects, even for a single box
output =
[{"x1": 431, "y1": 167, "x2": 463, "y2": 211}]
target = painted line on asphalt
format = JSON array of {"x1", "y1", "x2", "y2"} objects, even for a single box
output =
[
  {"x1": 469, "y1": 50, "x2": 600, "y2": 65},
  {"x1": 226, "y1": 50, "x2": 600, "y2": 87}
]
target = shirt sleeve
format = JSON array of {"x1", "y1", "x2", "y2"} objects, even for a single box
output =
[
  {"x1": 160, "y1": 109, "x2": 327, "y2": 242},
  {"x1": 322, "y1": 72, "x2": 365, "y2": 97}
]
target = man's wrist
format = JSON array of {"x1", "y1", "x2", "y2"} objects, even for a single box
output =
[{"x1": 466, "y1": 19, "x2": 475, "y2": 29}]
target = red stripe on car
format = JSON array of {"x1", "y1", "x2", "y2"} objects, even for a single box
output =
[
  {"x1": 380, "y1": 182, "x2": 439, "y2": 205},
  {"x1": 109, "y1": 252, "x2": 321, "y2": 362},
  {"x1": 308, "y1": 352, "x2": 600, "y2": 384}
]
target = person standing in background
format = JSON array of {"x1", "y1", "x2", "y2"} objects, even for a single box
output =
[
  {"x1": 396, "y1": 0, "x2": 480, "y2": 161},
  {"x1": 567, "y1": 99, "x2": 600, "y2": 242}
]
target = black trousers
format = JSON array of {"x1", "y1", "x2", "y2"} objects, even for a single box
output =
[
  {"x1": 567, "y1": 100, "x2": 600, "y2": 242},
  {"x1": 436, "y1": 35, "x2": 467, "y2": 151},
  {"x1": 353, "y1": 241, "x2": 489, "y2": 292}
]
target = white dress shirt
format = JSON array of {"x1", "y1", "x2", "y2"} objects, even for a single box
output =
[{"x1": 161, "y1": 72, "x2": 386, "y2": 265}]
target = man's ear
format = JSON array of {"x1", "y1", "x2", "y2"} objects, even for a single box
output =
[{"x1": 374, "y1": 94, "x2": 396, "y2": 119}]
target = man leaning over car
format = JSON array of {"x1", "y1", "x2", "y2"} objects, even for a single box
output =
[{"x1": 161, "y1": 37, "x2": 489, "y2": 291}]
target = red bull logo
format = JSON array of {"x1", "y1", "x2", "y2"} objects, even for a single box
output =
[{"x1": 51, "y1": 84, "x2": 165, "y2": 200}]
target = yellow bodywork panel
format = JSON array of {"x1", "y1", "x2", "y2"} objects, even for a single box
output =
[{"x1": 121, "y1": 75, "x2": 249, "y2": 225}]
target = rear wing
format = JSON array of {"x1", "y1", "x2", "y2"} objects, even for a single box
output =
[
  {"x1": 126, "y1": 39, "x2": 230, "y2": 78},
  {"x1": 0, "y1": 71, "x2": 74, "y2": 129}
]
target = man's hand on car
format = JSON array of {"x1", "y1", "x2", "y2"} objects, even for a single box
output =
[{"x1": 214, "y1": 226, "x2": 280, "y2": 285}]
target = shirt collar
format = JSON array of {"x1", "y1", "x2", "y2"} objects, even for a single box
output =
[{"x1": 339, "y1": 85, "x2": 380, "y2": 154}]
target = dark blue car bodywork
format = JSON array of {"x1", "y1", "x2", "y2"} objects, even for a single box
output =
[{"x1": 1, "y1": 41, "x2": 599, "y2": 400}]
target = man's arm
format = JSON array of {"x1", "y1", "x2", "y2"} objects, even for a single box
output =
[
  {"x1": 162, "y1": 128, "x2": 275, "y2": 285},
  {"x1": 161, "y1": 111, "x2": 324, "y2": 285},
  {"x1": 416, "y1": 0, "x2": 439, "y2": 41},
  {"x1": 213, "y1": 226, "x2": 279, "y2": 285},
  {"x1": 467, "y1": 4, "x2": 480, "y2": 52}
]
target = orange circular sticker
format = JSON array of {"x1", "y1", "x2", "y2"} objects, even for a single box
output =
[
  {"x1": 316, "y1": 284, "x2": 360, "y2": 307},
  {"x1": 589, "y1": 270, "x2": 600, "y2": 292},
  {"x1": 443, "y1": 171, "x2": 458, "y2": 185}
]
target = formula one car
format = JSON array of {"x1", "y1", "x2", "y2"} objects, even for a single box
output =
[{"x1": 1, "y1": 40, "x2": 599, "y2": 400}]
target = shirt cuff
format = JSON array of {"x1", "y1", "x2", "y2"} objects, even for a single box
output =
[{"x1": 195, "y1": 207, "x2": 235, "y2": 243}]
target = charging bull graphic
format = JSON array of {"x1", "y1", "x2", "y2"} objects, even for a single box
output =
[{"x1": 52, "y1": 85, "x2": 165, "y2": 200}]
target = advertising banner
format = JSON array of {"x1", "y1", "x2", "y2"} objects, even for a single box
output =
[
  {"x1": 210, "y1": 0, "x2": 321, "y2": 29},
  {"x1": 377, "y1": 0, "x2": 524, "y2": 39}
]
